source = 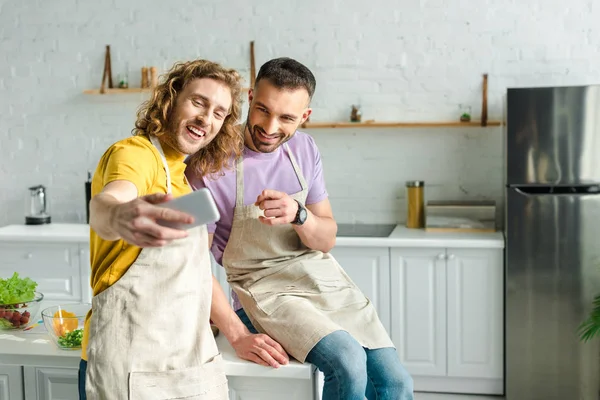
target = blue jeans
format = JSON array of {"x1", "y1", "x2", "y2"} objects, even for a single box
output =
[
  {"x1": 78, "y1": 359, "x2": 87, "y2": 400},
  {"x1": 235, "y1": 308, "x2": 414, "y2": 400}
]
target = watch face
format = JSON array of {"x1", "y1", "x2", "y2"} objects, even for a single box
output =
[{"x1": 300, "y1": 208, "x2": 308, "y2": 222}]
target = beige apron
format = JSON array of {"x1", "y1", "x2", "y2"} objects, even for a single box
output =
[
  {"x1": 85, "y1": 135, "x2": 229, "y2": 400},
  {"x1": 221, "y1": 142, "x2": 394, "y2": 363}
]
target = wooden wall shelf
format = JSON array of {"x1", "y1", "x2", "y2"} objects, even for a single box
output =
[
  {"x1": 84, "y1": 88, "x2": 151, "y2": 94},
  {"x1": 300, "y1": 120, "x2": 503, "y2": 129},
  {"x1": 84, "y1": 87, "x2": 251, "y2": 95}
]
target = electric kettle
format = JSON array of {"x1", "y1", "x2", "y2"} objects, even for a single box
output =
[{"x1": 25, "y1": 185, "x2": 51, "y2": 225}]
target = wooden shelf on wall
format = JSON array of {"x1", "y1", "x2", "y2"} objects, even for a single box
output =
[
  {"x1": 83, "y1": 87, "x2": 251, "y2": 95},
  {"x1": 83, "y1": 88, "x2": 152, "y2": 94},
  {"x1": 300, "y1": 120, "x2": 503, "y2": 129}
]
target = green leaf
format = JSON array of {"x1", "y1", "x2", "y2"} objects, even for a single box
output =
[
  {"x1": 578, "y1": 294, "x2": 600, "y2": 342},
  {"x1": 0, "y1": 319, "x2": 13, "y2": 328},
  {"x1": 0, "y1": 272, "x2": 38, "y2": 305},
  {"x1": 57, "y1": 328, "x2": 84, "y2": 348}
]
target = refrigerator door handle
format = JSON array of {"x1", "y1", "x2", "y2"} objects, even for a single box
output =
[
  {"x1": 513, "y1": 187, "x2": 528, "y2": 196},
  {"x1": 512, "y1": 185, "x2": 600, "y2": 196}
]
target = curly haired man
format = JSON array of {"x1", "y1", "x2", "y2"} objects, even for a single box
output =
[{"x1": 78, "y1": 60, "x2": 285, "y2": 400}]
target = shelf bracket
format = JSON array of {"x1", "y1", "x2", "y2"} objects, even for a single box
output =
[
  {"x1": 249, "y1": 41, "x2": 256, "y2": 89},
  {"x1": 100, "y1": 45, "x2": 113, "y2": 94},
  {"x1": 481, "y1": 73, "x2": 488, "y2": 127}
]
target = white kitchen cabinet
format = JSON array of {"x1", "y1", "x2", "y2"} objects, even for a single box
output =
[
  {"x1": 390, "y1": 247, "x2": 503, "y2": 395},
  {"x1": 446, "y1": 248, "x2": 503, "y2": 381},
  {"x1": 0, "y1": 242, "x2": 91, "y2": 307},
  {"x1": 390, "y1": 248, "x2": 447, "y2": 377},
  {"x1": 23, "y1": 366, "x2": 78, "y2": 400},
  {"x1": 228, "y1": 376, "x2": 314, "y2": 399},
  {"x1": 12, "y1": 371, "x2": 316, "y2": 400},
  {"x1": 329, "y1": 247, "x2": 391, "y2": 333},
  {"x1": 211, "y1": 254, "x2": 233, "y2": 306},
  {"x1": 0, "y1": 365, "x2": 23, "y2": 400}
]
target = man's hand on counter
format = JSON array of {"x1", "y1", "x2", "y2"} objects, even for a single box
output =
[
  {"x1": 230, "y1": 332, "x2": 289, "y2": 368},
  {"x1": 210, "y1": 276, "x2": 289, "y2": 368}
]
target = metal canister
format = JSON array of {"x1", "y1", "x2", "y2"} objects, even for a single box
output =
[{"x1": 406, "y1": 180, "x2": 425, "y2": 229}]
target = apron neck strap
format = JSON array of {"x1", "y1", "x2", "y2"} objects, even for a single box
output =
[
  {"x1": 235, "y1": 125, "x2": 308, "y2": 207},
  {"x1": 149, "y1": 134, "x2": 172, "y2": 195},
  {"x1": 235, "y1": 152, "x2": 245, "y2": 208},
  {"x1": 284, "y1": 142, "x2": 308, "y2": 192}
]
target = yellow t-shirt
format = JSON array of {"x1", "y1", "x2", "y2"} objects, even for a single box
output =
[{"x1": 81, "y1": 134, "x2": 191, "y2": 360}]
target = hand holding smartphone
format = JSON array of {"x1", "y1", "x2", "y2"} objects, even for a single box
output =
[{"x1": 156, "y1": 188, "x2": 220, "y2": 230}]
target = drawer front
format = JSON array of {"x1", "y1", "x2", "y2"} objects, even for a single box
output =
[{"x1": 0, "y1": 242, "x2": 83, "y2": 302}]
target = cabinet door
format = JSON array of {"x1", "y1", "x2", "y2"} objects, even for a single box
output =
[
  {"x1": 0, "y1": 365, "x2": 23, "y2": 400},
  {"x1": 329, "y1": 247, "x2": 391, "y2": 333},
  {"x1": 390, "y1": 248, "x2": 447, "y2": 376},
  {"x1": 446, "y1": 248, "x2": 503, "y2": 381},
  {"x1": 228, "y1": 376, "x2": 314, "y2": 400},
  {"x1": 78, "y1": 244, "x2": 92, "y2": 304},
  {"x1": 0, "y1": 242, "x2": 83, "y2": 304},
  {"x1": 23, "y1": 366, "x2": 78, "y2": 400},
  {"x1": 210, "y1": 253, "x2": 232, "y2": 306}
]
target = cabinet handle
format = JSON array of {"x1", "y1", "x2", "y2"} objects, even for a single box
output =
[
  {"x1": 447, "y1": 254, "x2": 455, "y2": 260},
  {"x1": 25, "y1": 253, "x2": 33, "y2": 259},
  {"x1": 437, "y1": 253, "x2": 445, "y2": 260},
  {"x1": 80, "y1": 249, "x2": 85, "y2": 255}
]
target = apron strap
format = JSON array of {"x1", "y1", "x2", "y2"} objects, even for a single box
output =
[
  {"x1": 149, "y1": 134, "x2": 172, "y2": 195},
  {"x1": 235, "y1": 155, "x2": 244, "y2": 208},
  {"x1": 283, "y1": 143, "x2": 308, "y2": 192}
]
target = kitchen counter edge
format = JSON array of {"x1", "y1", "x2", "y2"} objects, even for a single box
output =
[
  {"x1": 0, "y1": 223, "x2": 505, "y2": 249},
  {"x1": 0, "y1": 331, "x2": 314, "y2": 380}
]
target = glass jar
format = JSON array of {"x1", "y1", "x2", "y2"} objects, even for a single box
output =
[
  {"x1": 459, "y1": 104, "x2": 472, "y2": 122},
  {"x1": 406, "y1": 181, "x2": 425, "y2": 229}
]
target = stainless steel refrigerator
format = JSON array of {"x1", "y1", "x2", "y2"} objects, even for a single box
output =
[{"x1": 506, "y1": 84, "x2": 600, "y2": 399}]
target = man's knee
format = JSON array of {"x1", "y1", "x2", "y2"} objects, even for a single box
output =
[
  {"x1": 387, "y1": 364, "x2": 414, "y2": 396},
  {"x1": 327, "y1": 344, "x2": 368, "y2": 396},
  {"x1": 335, "y1": 349, "x2": 367, "y2": 382},
  {"x1": 311, "y1": 331, "x2": 368, "y2": 384},
  {"x1": 380, "y1": 359, "x2": 414, "y2": 398}
]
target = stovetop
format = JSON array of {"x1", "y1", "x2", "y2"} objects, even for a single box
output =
[{"x1": 336, "y1": 223, "x2": 397, "y2": 238}]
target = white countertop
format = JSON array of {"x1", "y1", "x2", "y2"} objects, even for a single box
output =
[
  {"x1": 0, "y1": 223, "x2": 90, "y2": 242},
  {"x1": 0, "y1": 223, "x2": 505, "y2": 248},
  {"x1": 0, "y1": 330, "x2": 313, "y2": 380},
  {"x1": 341, "y1": 225, "x2": 505, "y2": 248}
]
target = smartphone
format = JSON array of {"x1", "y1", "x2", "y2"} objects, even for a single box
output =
[{"x1": 156, "y1": 188, "x2": 220, "y2": 230}]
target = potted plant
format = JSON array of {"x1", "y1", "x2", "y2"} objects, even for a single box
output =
[
  {"x1": 459, "y1": 104, "x2": 471, "y2": 122},
  {"x1": 579, "y1": 294, "x2": 600, "y2": 342}
]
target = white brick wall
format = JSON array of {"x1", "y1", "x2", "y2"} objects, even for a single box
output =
[{"x1": 1, "y1": 0, "x2": 598, "y2": 226}]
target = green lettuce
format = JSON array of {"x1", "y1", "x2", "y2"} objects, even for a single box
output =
[{"x1": 0, "y1": 273, "x2": 38, "y2": 305}]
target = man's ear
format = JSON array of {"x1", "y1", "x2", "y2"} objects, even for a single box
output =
[
  {"x1": 248, "y1": 88, "x2": 253, "y2": 104},
  {"x1": 301, "y1": 108, "x2": 312, "y2": 124}
]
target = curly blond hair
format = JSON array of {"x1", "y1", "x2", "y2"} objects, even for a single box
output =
[{"x1": 132, "y1": 59, "x2": 244, "y2": 177}]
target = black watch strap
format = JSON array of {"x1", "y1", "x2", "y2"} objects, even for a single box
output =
[{"x1": 292, "y1": 199, "x2": 307, "y2": 225}]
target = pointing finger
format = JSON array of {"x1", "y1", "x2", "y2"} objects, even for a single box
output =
[{"x1": 257, "y1": 190, "x2": 284, "y2": 203}]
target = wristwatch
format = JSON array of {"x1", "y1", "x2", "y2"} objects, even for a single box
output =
[{"x1": 292, "y1": 199, "x2": 308, "y2": 225}]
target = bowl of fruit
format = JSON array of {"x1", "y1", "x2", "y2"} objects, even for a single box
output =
[
  {"x1": 42, "y1": 303, "x2": 90, "y2": 350},
  {"x1": 0, "y1": 272, "x2": 43, "y2": 330}
]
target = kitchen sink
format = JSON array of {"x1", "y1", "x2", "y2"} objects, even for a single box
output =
[{"x1": 336, "y1": 223, "x2": 397, "y2": 238}]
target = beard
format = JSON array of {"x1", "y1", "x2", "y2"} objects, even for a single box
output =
[
  {"x1": 162, "y1": 117, "x2": 210, "y2": 156},
  {"x1": 245, "y1": 115, "x2": 292, "y2": 153}
]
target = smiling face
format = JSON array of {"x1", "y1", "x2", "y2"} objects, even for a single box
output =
[
  {"x1": 245, "y1": 79, "x2": 312, "y2": 153},
  {"x1": 163, "y1": 77, "x2": 233, "y2": 155}
]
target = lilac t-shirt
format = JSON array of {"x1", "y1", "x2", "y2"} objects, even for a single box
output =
[{"x1": 186, "y1": 130, "x2": 328, "y2": 266}]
